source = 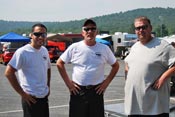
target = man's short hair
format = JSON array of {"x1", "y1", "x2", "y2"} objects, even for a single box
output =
[
  {"x1": 134, "y1": 16, "x2": 151, "y2": 25},
  {"x1": 32, "y1": 23, "x2": 47, "y2": 32},
  {"x1": 83, "y1": 19, "x2": 96, "y2": 27}
]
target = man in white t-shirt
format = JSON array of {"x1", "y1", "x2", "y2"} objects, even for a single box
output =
[
  {"x1": 124, "y1": 16, "x2": 175, "y2": 117},
  {"x1": 56, "y1": 19, "x2": 119, "y2": 117},
  {"x1": 5, "y1": 23, "x2": 51, "y2": 117}
]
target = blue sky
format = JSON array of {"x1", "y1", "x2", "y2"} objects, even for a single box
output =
[{"x1": 1, "y1": 0, "x2": 175, "y2": 22}]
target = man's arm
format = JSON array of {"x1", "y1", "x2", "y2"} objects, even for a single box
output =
[
  {"x1": 153, "y1": 65, "x2": 175, "y2": 90},
  {"x1": 47, "y1": 68, "x2": 51, "y2": 87},
  {"x1": 47, "y1": 68, "x2": 51, "y2": 96},
  {"x1": 4, "y1": 65, "x2": 36, "y2": 105},
  {"x1": 96, "y1": 60, "x2": 119, "y2": 94},
  {"x1": 56, "y1": 58, "x2": 80, "y2": 95},
  {"x1": 125, "y1": 63, "x2": 129, "y2": 80}
]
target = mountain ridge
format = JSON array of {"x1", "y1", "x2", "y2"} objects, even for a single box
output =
[{"x1": 0, "y1": 7, "x2": 175, "y2": 36}]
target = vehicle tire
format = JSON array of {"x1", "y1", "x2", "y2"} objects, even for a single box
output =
[
  {"x1": 2, "y1": 58, "x2": 7, "y2": 65},
  {"x1": 51, "y1": 59, "x2": 56, "y2": 63},
  {"x1": 170, "y1": 76, "x2": 175, "y2": 96},
  {"x1": 2, "y1": 61, "x2": 7, "y2": 65},
  {"x1": 120, "y1": 56, "x2": 125, "y2": 60}
]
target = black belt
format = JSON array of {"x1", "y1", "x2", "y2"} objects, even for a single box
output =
[
  {"x1": 30, "y1": 95, "x2": 48, "y2": 99},
  {"x1": 78, "y1": 84, "x2": 100, "y2": 90}
]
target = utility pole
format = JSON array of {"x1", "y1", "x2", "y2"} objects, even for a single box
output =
[{"x1": 159, "y1": 16, "x2": 163, "y2": 37}]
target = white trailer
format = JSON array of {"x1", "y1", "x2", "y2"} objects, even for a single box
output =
[{"x1": 112, "y1": 32, "x2": 137, "y2": 59}]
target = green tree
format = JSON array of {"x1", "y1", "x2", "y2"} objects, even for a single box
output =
[
  {"x1": 154, "y1": 24, "x2": 168, "y2": 37},
  {"x1": 128, "y1": 23, "x2": 135, "y2": 34}
]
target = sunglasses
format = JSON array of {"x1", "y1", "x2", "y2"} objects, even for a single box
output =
[
  {"x1": 135, "y1": 25, "x2": 148, "y2": 31},
  {"x1": 82, "y1": 27, "x2": 97, "y2": 32},
  {"x1": 33, "y1": 32, "x2": 47, "y2": 38}
]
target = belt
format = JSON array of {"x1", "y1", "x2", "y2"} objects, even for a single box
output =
[
  {"x1": 78, "y1": 84, "x2": 100, "y2": 90},
  {"x1": 30, "y1": 95, "x2": 47, "y2": 99}
]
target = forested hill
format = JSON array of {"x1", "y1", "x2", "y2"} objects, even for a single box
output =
[{"x1": 0, "y1": 7, "x2": 175, "y2": 37}]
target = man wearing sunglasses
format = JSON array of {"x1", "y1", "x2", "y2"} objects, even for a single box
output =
[
  {"x1": 57, "y1": 19, "x2": 119, "y2": 117},
  {"x1": 5, "y1": 23, "x2": 51, "y2": 117},
  {"x1": 124, "y1": 16, "x2": 175, "y2": 117}
]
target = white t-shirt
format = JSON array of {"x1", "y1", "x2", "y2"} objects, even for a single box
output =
[
  {"x1": 60, "y1": 41, "x2": 116, "y2": 86},
  {"x1": 124, "y1": 38, "x2": 175, "y2": 115},
  {"x1": 9, "y1": 44, "x2": 51, "y2": 98}
]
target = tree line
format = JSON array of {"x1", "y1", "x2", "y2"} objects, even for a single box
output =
[{"x1": 0, "y1": 7, "x2": 175, "y2": 37}]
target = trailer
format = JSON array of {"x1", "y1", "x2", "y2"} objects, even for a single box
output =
[{"x1": 112, "y1": 32, "x2": 137, "y2": 59}]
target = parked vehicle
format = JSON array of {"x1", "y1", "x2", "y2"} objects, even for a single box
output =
[
  {"x1": 47, "y1": 33, "x2": 84, "y2": 51},
  {"x1": 0, "y1": 48, "x2": 16, "y2": 65},
  {"x1": 112, "y1": 32, "x2": 137, "y2": 59},
  {"x1": 170, "y1": 76, "x2": 175, "y2": 96},
  {"x1": 46, "y1": 45, "x2": 62, "y2": 63}
]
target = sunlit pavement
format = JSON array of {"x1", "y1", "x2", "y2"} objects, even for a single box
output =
[{"x1": 0, "y1": 60, "x2": 175, "y2": 117}]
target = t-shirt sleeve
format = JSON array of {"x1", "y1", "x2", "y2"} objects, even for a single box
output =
[
  {"x1": 161, "y1": 44, "x2": 175, "y2": 68},
  {"x1": 105, "y1": 46, "x2": 117, "y2": 65},
  {"x1": 60, "y1": 45, "x2": 73, "y2": 64},
  {"x1": 8, "y1": 49, "x2": 24, "y2": 70},
  {"x1": 167, "y1": 44, "x2": 175, "y2": 68},
  {"x1": 46, "y1": 50, "x2": 51, "y2": 69}
]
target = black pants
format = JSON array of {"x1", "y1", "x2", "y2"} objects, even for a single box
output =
[
  {"x1": 22, "y1": 97, "x2": 49, "y2": 117},
  {"x1": 69, "y1": 87, "x2": 104, "y2": 117},
  {"x1": 128, "y1": 113, "x2": 169, "y2": 117}
]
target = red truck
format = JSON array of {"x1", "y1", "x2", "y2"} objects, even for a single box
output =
[{"x1": 46, "y1": 33, "x2": 83, "y2": 62}]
